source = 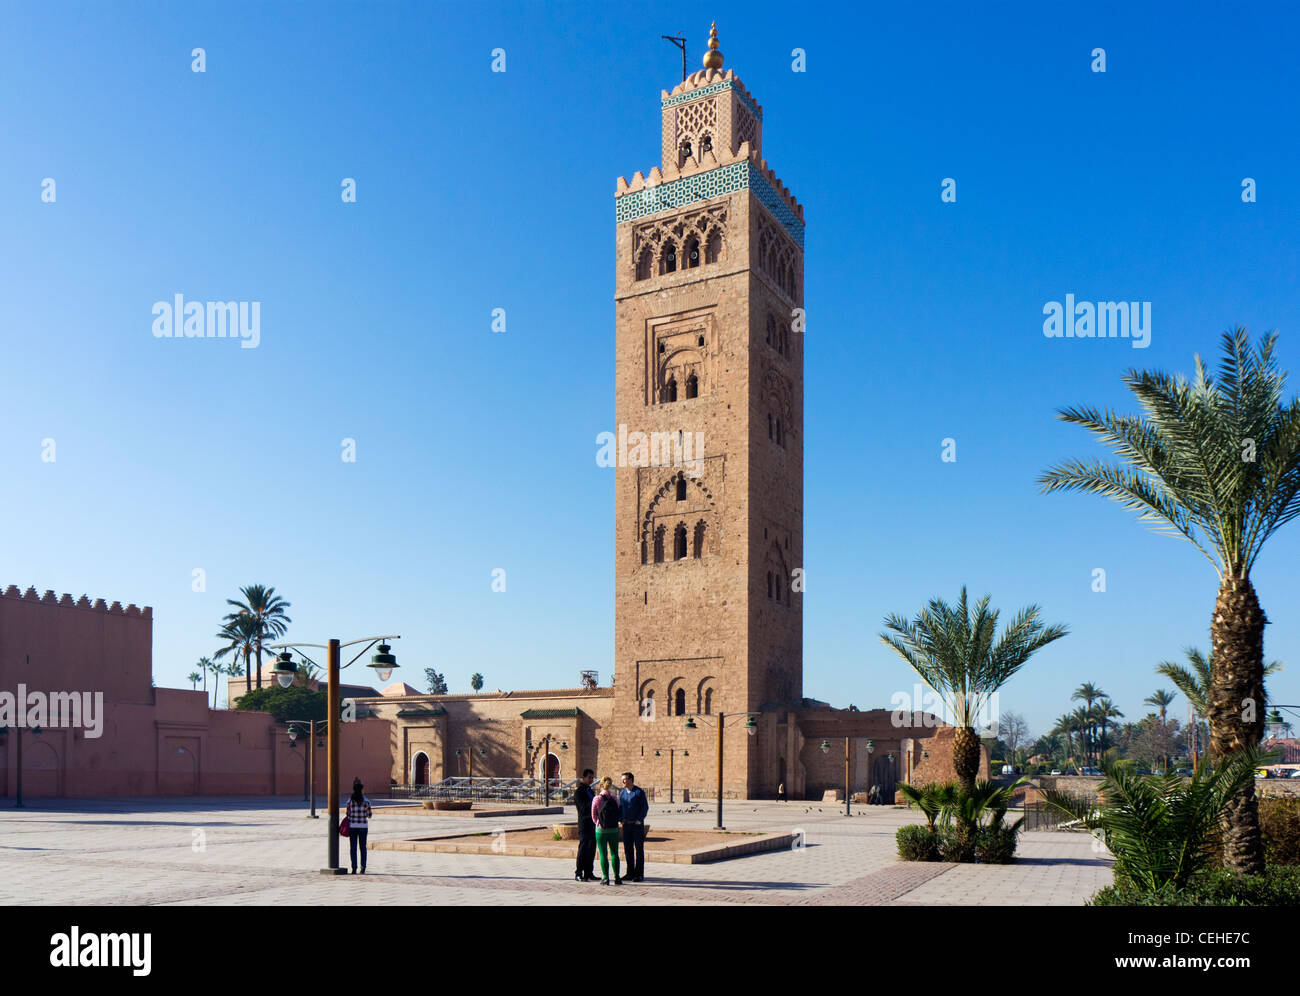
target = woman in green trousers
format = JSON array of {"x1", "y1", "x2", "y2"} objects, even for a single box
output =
[{"x1": 590, "y1": 776, "x2": 623, "y2": 885}]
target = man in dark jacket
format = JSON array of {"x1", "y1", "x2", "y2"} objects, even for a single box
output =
[
  {"x1": 574, "y1": 768, "x2": 597, "y2": 881},
  {"x1": 619, "y1": 771, "x2": 650, "y2": 882}
]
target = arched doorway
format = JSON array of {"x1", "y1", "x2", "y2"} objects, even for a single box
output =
[
  {"x1": 413, "y1": 752, "x2": 429, "y2": 786},
  {"x1": 545, "y1": 753, "x2": 560, "y2": 781}
]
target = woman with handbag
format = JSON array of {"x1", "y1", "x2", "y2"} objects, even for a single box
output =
[{"x1": 346, "y1": 778, "x2": 373, "y2": 874}]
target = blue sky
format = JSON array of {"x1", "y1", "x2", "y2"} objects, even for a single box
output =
[{"x1": 1, "y1": 1, "x2": 1297, "y2": 737}]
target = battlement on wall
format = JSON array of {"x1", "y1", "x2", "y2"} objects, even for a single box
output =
[{"x1": 1, "y1": 584, "x2": 152, "y2": 618}]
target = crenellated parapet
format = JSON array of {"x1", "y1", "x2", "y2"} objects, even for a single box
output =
[{"x1": 0, "y1": 584, "x2": 152, "y2": 618}]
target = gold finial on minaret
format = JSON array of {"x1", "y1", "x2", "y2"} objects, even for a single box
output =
[{"x1": 702, "y1": 21, "x2": 724, "y2": 70}]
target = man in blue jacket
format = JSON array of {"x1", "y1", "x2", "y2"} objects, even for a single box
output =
[{"x1": 619, "y1": 771, "x2": 649, "y2": 882}]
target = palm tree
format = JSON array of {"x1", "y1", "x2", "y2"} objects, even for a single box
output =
[
  {"x1": 1145, "y1": 689, "x2": 1177, "y2": 774},
  {"x1": 214, "y1": 614, "x2": 259, "y2": 705},
  {"x1": 470, "y1": 672, "x2": 485, "y2": 692},
  {"x1": 203, "y1": 656, "x2": 225, "y2": 708},
  {"x1": 1040, "y1": 329, "x2": 1300, "y2": 874},
  {"x1": 1050, "y1": 714, "x2": 1078, "y2": 768},
  {"x1": 1069, "y1": 706, "x2": 1092, "y2": 769},
  {"x1": 1072, "y1": 683, "x2": 1106, "y2": 766},
  {"x1": 196, "y1": 656, "x2": 214, "y2": 703},
  {"x1": 224, "y1": 585, "x2": 292, "y2": 691},
  {"x1": 881, "y1": 587, "x2": 1068, "y2": 791},
  {"x1": 1093, "y1": 698, "x2": 1125, "y2": 762},
  {"x1": 187, "y1": 671, "x2": 202, "y2": 690}
]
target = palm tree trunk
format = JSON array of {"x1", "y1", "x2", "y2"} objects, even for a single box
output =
[
  {"x1": 1208, "y1": 571, "x2": 1267, "y2": 874},
  {"x1": 254, "y1": 636, "x2": 262, "y2": 690},
  {"x1": 953, "y1": 726, "x2": 979, "y2": 791}
]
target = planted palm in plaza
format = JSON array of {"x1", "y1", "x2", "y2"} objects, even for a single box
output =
[
  {"x1": 880, "y1": 588, "x2": 1068, "y2": 791},
  {"x1": 1041, "y1": 329, "x2": 1300, "y2": 875}
]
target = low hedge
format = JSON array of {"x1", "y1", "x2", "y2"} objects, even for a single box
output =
[
  {"x1": 896, "y1": 824, "x2": 1020, "y2": 864},
  {"x1": 1092, "y1": 865, "x2": 1300, "y2": 906},
  {"x1": 1260, "y1": 797, "x2": 1300, "y2": 866}
]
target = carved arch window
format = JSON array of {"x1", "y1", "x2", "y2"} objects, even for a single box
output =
[
  {"x1": 705, "y1": 228, "x2": 722, "y2": 264},
  {"x1": 684, "y1": 234, "x2": 701, "y2": 269},
  {"x1": 660, "y1": 240, "x2": 677, "y2": 275},
  {"x1": 636, "y1": 246, "x2": 653, "y2": 281}
]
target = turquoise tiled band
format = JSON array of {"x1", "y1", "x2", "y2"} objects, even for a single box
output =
[{"x1": 615, "y1": 161, "x2": 803, "y2": 248}]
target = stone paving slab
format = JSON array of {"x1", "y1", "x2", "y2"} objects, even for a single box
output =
[{"x1": 0, "y1": 798, "x2": 1114, "y2": 906}]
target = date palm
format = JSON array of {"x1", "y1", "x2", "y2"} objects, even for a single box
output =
[
  {"x1": 1050, "y1": 713, "x2": 1078, "y2": 767},
  {"x1": 881, "y1": 587, "x2": 1068, "y2": 791},
  {"x1": 224, "y1": 585, "x2": 292, "y2": 691},
  {"x1": 1093, "y1": 698, "x2": 1125, "y2": 762},
  {"x1": 1072, "y1": 683, "x2": 1106, "y2": 765},
  {"x1": 202, "y1": 656, "x2": 225, "y2": 708},
  {"x1": 214, "y1": 614, "x2": 259, "y2": 704},
  {"x1": 1144, "y1": 689, "x2": 1177, "y2": 774},
  {"x1": 1069, "y1": 706, "x2": 1092, "y2": 768},
  {"x1": 196, "y1": 656, "x2": 214, "y2": 703},
  {"x1": 1040, "y1": 328, "x2": 1300, "y2": 874}
]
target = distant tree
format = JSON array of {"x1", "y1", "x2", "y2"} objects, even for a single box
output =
[
  {"x1": 470, "y1": 672, "x2": 484, "y2": 692},
  {"x1": 999, "y1": 712, "x2": 1031, "y2": 765},
  {"x1": 1072, "y1": 683, "x2": 1107, "y2": 765},
  {"x1": 214, "y1": 614, "x2": 258, "y2": 702},
  {"x1": 223, "y1": 585, "x2": 292, "y2": 691},
  {"x1": 187, "y1": 671, "x2": 202, "y2": 690},
  {"x1": 223, "y1": 660, "x2": 245, "y2": 708},
  {"x1": 1093, "y1": 698, "x2": 1125, "y2": 761},
  {"x1": 233, "y1": 684, "x2": 327, "y2": 723},
  {"x1": 197, "y1": 656, "x2": 214, "y2": 703},
  {"x1": 425, "y1": 668, "x2": 448, "y2": 695}
]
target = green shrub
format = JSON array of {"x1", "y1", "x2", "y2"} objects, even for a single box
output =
[
  {"x1": 936, "y1": 826, "x2": 977, "y2": 862},
  {"x1": 896, "y1": 824, "x2": 938, "y2": 861},
  {"x1": 976, "y1": 824, "x2": 1020, "y2": 864},
  {"x1": 1259, "y1": 796, "x2": 1300, "y2": 866},
  {"x1": 1092, "y1": 865, "x2": 1300, "y2": 906},
  {"x1": 897, "y1": 778, "x2": 1027, "y2": 863}
]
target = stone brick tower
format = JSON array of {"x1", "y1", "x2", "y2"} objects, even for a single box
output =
[{"x1": 610, "y1": 25, "x2": 805, "y2": 798}]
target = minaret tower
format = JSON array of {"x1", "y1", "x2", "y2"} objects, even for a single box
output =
[{"x1": 611, "y1": 25, "x2": 805, "y2": 798}]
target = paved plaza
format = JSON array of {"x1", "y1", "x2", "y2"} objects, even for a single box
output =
[{"x1": 0, "y1": 797, "x2": 1114, "y2": 906}]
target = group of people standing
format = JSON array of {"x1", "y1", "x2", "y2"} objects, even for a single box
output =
[{"x1": 572, "y1": 769, "x2": 648, "y2": 884}]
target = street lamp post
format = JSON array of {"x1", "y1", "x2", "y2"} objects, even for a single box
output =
[
  {"x1": 286, "y1": 719, "x2": 325, "y2": 818},
  {"x1": 455, "y1": 745, "x2": 486, "y2": 780},
  {"x1": 653, "y1": 748, "x2": 688, "y2": 803},
  {"x1": 270, "y1": 635, "x2": 400, "y2": 874},
  {"x1": 683, "y1": 712, "x2": 756, "y2": 829}
]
